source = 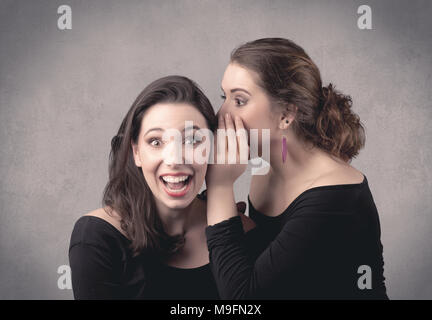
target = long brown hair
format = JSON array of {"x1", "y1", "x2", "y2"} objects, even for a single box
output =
[
  {"x1": 231, "y1": 38, "x2": 365, "y2": 162},
  {"x1": 102, "y1": 76, "x2": 217, "y2": 257}
]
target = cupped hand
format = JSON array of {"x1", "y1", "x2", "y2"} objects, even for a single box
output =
[{"x1": 205, "y1": 113, "x2": 249, "y2": 189}]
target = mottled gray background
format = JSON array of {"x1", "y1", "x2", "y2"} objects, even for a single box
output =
[{"x1": 0, "y1": 0, "x2": 431, "y2": 299}]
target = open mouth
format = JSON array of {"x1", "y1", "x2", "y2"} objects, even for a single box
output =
[{"x1": 159, "y1": 174, "x2": 193, "y2": 196}]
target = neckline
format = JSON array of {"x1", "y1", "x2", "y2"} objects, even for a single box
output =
[
  {"x1": 248, "y1": 175, "x2": 367, "y2": 219},
  {"x1": 81, "y1": 215, "x2": 131, "y2": 241},
  {"x1": 81, "y1": 215, "x2": 210, "y2": 271}
]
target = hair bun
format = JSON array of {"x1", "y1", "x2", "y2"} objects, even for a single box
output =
[
  {"x1": 317, "y1": 83, "x2": 365, "y2": 161},
  {"x1": 322, "y1": 83, "x2": 333, "y2": 94},
  {"x1": 320, "y1": 83, "x2": 337, "y2": 111}
]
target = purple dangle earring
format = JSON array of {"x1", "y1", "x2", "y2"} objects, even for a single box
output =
[
  {"x1": 282, "y1": 135, "x2": 287, "y2": 163},
  {"x1": 282, "y1": 120, "x2": 289, "y2": 163}
]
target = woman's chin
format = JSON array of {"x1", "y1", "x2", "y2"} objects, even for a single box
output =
[{"x1": 162, "y1": 195, "x2": 196, "y2": 210}]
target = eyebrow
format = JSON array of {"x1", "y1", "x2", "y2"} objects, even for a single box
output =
[
  {"x1": 221, "y1": 87, "x2": 251, "y2": 96},
  {"x1": 144, "y1": 128, "x2": 163, "y2": 136},
  {"x1": 144, "y1": 125, "x2": 201, "y2": 136},
  {"x1": 182, "y1": 125, "x2": 201, "y2": 133}
]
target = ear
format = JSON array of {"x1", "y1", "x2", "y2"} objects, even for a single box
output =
[
  {"x1": 278, "y1": 104, "x2": 298, "y2": 130},
  {"x1": 131, "y1": 142, "x2": 142, "y2": 167}
]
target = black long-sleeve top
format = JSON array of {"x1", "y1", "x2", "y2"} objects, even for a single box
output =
[
  {"x1": 205, "y1": 176, "x2": 388, "y2": 299},
  {"x1": 69, "y1": 216, "x2": 219, "y2": 299}
]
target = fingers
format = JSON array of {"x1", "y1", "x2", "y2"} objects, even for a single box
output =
[
  {"x1": 218, "y1": 113, "x2": 225, "y2": 129},
  {"x1": 234, "y1": 115, "x2": 249, "y2": 164},
  {"x1": 224, "y1": 113, "x2": 237, "y2": 164},
  {"x1": 217, "y1": 113, "x2": 249, "y2": 165},
  {"x1": 216, "y1": 115, "x2": 226, "y2": 164}
]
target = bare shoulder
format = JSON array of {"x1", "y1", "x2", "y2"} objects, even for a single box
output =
[
  {"x1": 84, "y1": 207, "x2": 127, "y2": 238},
  {"x1": 310, "y1": 163, "x2": 365, "y2": 188}
]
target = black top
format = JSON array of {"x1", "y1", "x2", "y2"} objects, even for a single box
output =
[
  {"x1": 205, "y1": 176, "x2": 388, "y2": 299},
  {"x1": 69, "y1": 216, "x2": 219, "y2": 300}
]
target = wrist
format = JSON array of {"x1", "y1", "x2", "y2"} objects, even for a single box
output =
[
  {"x1": 206, "y1": 184, "x2": 237, "y2": 226},
  {"x1": 206, "y1": 183, "x2": 234, "y2": 195}
]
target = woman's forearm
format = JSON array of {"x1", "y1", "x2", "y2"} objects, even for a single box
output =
[{"x1": 206, "y1": 184, "x2": 238, "y2": 226}]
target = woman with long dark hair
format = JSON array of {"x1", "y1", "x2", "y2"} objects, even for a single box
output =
[
  {"x1": 69, "y1": 75, "x2": 222, "y2": 299},
  {"x1": 205, "y1": 38, "x2": 388, "y2": 299}
]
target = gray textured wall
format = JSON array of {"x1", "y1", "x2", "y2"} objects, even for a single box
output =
[{"x1": 0, "y1": 0, "x2": 431, "y2": 299}]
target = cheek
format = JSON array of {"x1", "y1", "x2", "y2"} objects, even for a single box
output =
[
  {"x1": 236, "y1": 111, "x2": 260, "y2": 138},
  {"x1": 193, "y1": 164, "x2": 207, "y2": 186},
  {"x1": 239, "y1": 108, "x2": 275, "y2": 149},
  {"x1": 248, "y1": 104, "x2": 270, "y2": 127},
  {"x1": 139, "y1": 150, "x2": 161, "y2": 182}
]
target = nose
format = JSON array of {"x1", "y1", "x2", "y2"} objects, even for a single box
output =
[
  {"x1": 163, "y1": 140, "x2": 183, "y2": 166},
  {"x1": 217, "y1": 100, "x2": 228, "y2": 119}
]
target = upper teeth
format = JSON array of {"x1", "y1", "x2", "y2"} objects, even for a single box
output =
[{"x1": 162, "y1": 175, "x2": 189, "y2": 183}]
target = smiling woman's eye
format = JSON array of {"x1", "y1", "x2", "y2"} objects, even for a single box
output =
[
  {"x1": 148, "y1": 138, "x2": 162, "y2": 147},
  {"x1": 184, "y1": 135, "x2": 202, "y2": 146},
  {"x1": 220, "y1": 94, "x2": 226, "y2": 100}
]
